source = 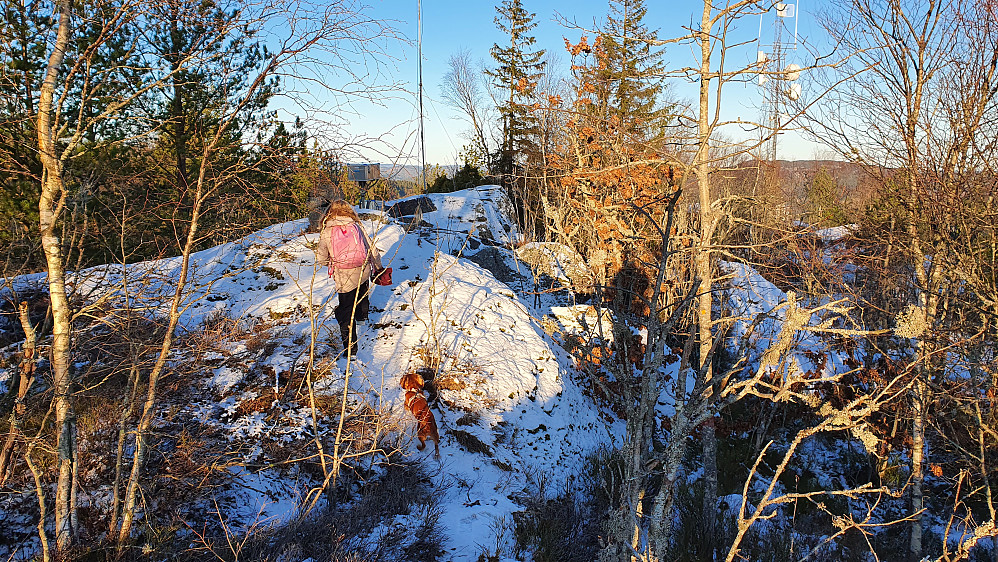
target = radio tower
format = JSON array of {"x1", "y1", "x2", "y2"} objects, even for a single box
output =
[{"x1": 757, "y1": 2, "x2": 800, "y2": 163}]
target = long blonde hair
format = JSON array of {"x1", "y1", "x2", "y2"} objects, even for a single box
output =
[{"x1": 324, "y1": 199, "x2": 361, "y2": 223}]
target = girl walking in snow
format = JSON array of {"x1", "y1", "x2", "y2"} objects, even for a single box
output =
[{"x1": 316, "y1": 200, "x2": 382, "y2": 356}]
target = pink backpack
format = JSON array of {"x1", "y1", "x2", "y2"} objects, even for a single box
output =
[{"x1": 328, "y1": 223, "x2": 368, "y2": 269}]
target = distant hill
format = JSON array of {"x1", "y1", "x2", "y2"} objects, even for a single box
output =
[{"x1": 380, "y1": 163, "x2": 458, "y2": 182}]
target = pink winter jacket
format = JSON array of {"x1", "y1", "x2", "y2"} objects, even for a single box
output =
[{"x1": 316, "y1": 216, "x2": 383, "y2": 293}]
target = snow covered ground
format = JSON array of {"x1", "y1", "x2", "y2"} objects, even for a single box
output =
[
  {"x1": 0, "y1": 186, "x2": 625, "y2": 560},
  {"x1": 5, "y1": 189, "x2": 989, "y2": 560},
  {"x1": 813, "y1": 224, "x2": 857, "y2": 243}
]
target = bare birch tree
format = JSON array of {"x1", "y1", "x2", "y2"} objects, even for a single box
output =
[
  {"x1": 804, "y1": 0, "x2": 998, "y2": 556},
  {"x1": 113, "y1": 0, "x2": 401, "y2": 544},
  {"x1": 666, "y1": 2, "x2": 798, "y2": 555},
  {"x1": 441, "y1": 49, "x2": 496, "y2": 172},
  {"x1": 537, "y1": 2, "x2": 879, "y2": 558},
  {"x1": 25, "y1": 0, "x2": 401, "y2": 553},
  {"x1": 35, "y1": 0, "x2": 127, "y2": 549}
]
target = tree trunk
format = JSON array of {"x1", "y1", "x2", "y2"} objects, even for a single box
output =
[
  {"x1": 169, "y1": 3, "x2": 189, "y2": 192},
  {"x1": 693, "y1": 2, "x2": 718, "y2": 553},
  {"x1": 26, "y1": 447, "x2": 51, "y2": 562},
  {"x1": 909, "y1": 375, "x2": 927, "y2": 558},
  {"x1": 109, "y1": 360, "x2": 141, "y2": 535},
  {"x1": 649, "y1": 335, "x2": 693, "y2": 557},
  {"x1": 0, "y1": 302, "x2": 38, "y2": 484},
  {"x1": 36, "y1": 0, "x2": 76, "y2": 551}
]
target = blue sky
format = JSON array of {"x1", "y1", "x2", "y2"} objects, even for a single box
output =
[{"x1": 284, "y1": 0, "x2": 828, "y2": 171}]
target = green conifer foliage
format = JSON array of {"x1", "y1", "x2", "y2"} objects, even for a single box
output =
[
  {"x1": 145, "y1": 0, "x2": 280, "y2": 244},
  {"x1": 601, "y1": 0, "x2": 668, "y2": 149},
  {"x1": 808, "y1": 167, "x2": 850, "y2": 226},
  {"x1": 0, "y1": 0, "x2": 142, "y2": 271},
  {"x1": 0, "y1": 0, "x2": 44, "y2": 265},
  {"x1": 486, "y1": 0, "x2": 545, "y2": 176}
]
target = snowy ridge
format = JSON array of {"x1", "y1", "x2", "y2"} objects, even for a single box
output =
[
  {"x1": 0, "y1": 186, "x2": 624, "y2": 560},
  {"x1": 2, "y1": 186, "x2": 888, "y2": 560},
  {"x1": 365, "y1": 253, "x2": 622, "y2": 554},
  {"x1": 722, "y1": 260, "x2": 848, "y2": 380}
]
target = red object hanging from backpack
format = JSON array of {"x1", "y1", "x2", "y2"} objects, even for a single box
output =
[{"x1": 373, "y1": 267, "x2": 392, "y2": 286}]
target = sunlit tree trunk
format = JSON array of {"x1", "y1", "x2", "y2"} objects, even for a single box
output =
[
  {"x1": 35, "y1": 0, "x2": 76, "y2": 551},
  {"x1": 0, "y1": 302, "x2": 38, "y2": 484},
  {"x1": 117, "y1": 189, "x2": 203, "y2": 542},
  {"x1": 692, "y1": 2, "x2": 718, "y2": 552},
  {"x1": 810, "y1": 1, "x2": 961, "y2": 557}
]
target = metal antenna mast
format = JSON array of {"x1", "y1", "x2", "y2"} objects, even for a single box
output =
[
  {"x1": 418, "y1": 0, "x2": 427, "y2": 190},
  {"x1": 757, "y1": 1, "x2": 800, "y2": 162}
]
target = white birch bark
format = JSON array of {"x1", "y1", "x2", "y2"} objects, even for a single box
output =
[{"x1": 35, "y1": 0, "x2": 76, "y2": 551}]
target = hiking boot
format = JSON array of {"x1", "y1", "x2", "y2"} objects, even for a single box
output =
[{"x1": 340, "y1": 324, "x2": 358, "y2": 356}]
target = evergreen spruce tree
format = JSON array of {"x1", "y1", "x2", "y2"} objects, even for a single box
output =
[
  {"x1": 486, "y1": 0, "x2": 545, "y2": 176},
  {"x1": 601, "y1": 0, "x2": 667, "y2": 149},
  {"x1": 808, "y1": 168, "x2": 850, "y2": 226}
]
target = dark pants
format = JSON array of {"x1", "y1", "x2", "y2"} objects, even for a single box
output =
[{"x1": 335, "y1": 281, "x2": 370, "y2": 354}]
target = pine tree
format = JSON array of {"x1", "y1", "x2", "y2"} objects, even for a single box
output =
[
  {"x1": 0, "y1": 0, "x2": 143, "y2": 271},
  {"x1": 148, "y1": 0, "x2": 275, "y2": 191},
  {"x1": 486, "y1": 0, "x2": 545, "y2": 176},
  {"x1": 601, "y1": 0, "x2": 667, "y2": 149},
  {"x1": 0, "y1": 0, "x2": 45, "y2": 265},
  {"x1": 145, "y1": 0, "x2": 278, "y2": 248}
]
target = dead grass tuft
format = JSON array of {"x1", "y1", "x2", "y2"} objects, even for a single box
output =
[
  {"x1": 448, "y1": 429, "x2": 493, "y2": 457},
  {"x1": 412, "y1": 344, "x2": 442, "y2": 373},
  {"x1": 456, "y1": 412, "x2": 481, "y2": 426},
  {"x1": 217, "y1": 460, "x2": 444, "y2": 562},
  {"x1": 236, "y1": 389, "x2": 276, "y2": 417},
  {"x1": 509, "y1": 462, "x2": 604, "y2": 562},
  {"x1": 184, "y1": 310, "x2": 248, "y2": 352},
  {"x1": 432, "y1": 373, "x2": 467, "y2": 392}
]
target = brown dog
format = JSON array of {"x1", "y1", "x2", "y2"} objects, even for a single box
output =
[{"x1": 400, "y1": 372, "x2": 440, "y2": 459}]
